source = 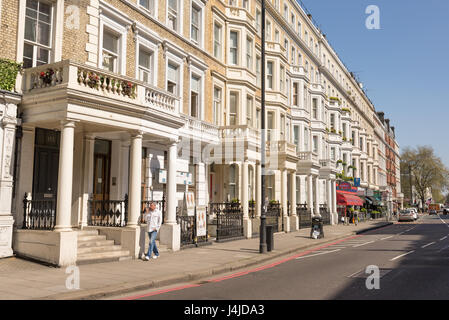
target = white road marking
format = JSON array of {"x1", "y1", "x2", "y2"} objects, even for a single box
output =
[
  {"x1": 347, "y1": 269, "x2": 364, "y2": 278},
  {"x1": 296, "y1": 249, "x2": 341, "y2": 260},
  {"x1": 381, "y1": 236, "x2": 394, "y2": 240},
  {"x1": 390, "y1": 250, "x2": 415, "y2": 261},
  {"x1": 353, "y1": 241, "x2": 375, "y2": 248},
  {"x1": 421, "y1": 242, "x2": 436, "y2": 248},
  {"x1": 440, "y1": 236, "x2": 447, "y2": 241}
]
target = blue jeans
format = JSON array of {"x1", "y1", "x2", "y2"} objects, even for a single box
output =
[{"x1": 146, "y1": 230, "x2": 159, "y2": 258}]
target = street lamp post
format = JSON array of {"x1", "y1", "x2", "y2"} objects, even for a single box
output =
[{"x1": 259, "y1": 0, "x2": 267, "y2": 254}]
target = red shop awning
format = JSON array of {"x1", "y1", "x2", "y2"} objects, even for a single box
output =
[{"x1": 337, "y1": 192, "x2": 365, "y2": 206}]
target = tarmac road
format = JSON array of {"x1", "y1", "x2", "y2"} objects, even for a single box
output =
[{"x1": 114, "y1": 214, "x2": 449, "y2": 300}]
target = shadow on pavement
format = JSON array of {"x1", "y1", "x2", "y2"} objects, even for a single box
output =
[{"x1": 329, "y1": 214, "x2": 449, "y2": 300}]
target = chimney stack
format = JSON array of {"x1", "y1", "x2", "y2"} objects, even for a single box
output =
[{"x1": 376, "y1": 112, "x2": 385, "y2": 123}]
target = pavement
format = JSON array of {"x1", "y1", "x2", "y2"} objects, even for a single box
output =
[{"x1": 0, "y1": 219, "x2": 393, "y2": 300}]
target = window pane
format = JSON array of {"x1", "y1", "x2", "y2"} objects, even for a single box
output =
[
  {"x1": 103, "y1": 31, "x2": 118, "y2": 54},
  {"x1": 139, "y1": 49, "x2": 151, "y2": 69},
  {"x1": 167, "y1": 64, "x2": 178, "y2": 82},
  {"x1": 37, "y1": 21, "x2": 50, "y2": 46},
  {"x1": 168, "y1": 0, "x2": 177, "y2": 11},
  {"x1": 23, "y1": 43, "x2": 34, "y2": 68},
  {"x1": 37, "y1": 47, "x2": 49, "y2": 65},
  {"x1": 25, "y1": 17, "x2": 37, "y2": 42}
]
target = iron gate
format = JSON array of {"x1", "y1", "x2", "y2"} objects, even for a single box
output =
[
  {"x1": 176, "y1": 207, "x2": 209, "y2": 247},
  {"x1": 297, "y1": 203, "x2": 311, "y2": 228},
  {"x1": 210, "y1": 203, "x2": 244, "y2": 242}
]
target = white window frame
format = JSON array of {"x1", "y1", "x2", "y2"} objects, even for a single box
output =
[
  {"x1": 99, "y1": 16, "x2": 127, "y2": 75},
  {"x1": 267, "y1": 61, "x2": 273, "y2": 90},
  {"x1": 135, "y1": 35, "x2": 158, "y2": 85},
  {"x1": 190, "y1": 0, "x2": 204, "y2": 48},
  {"x1": 189, "y1": 65, "x2": 205, "y2": 120},
  {"x1": 246, "y1": 36, "x2": 253, "y2": 70},
  {"x1": 166, "y1": 0, "x2": 183, "y2": 34},
  {"x1": 22, "y1": 0, "x2": 55, "y2": 68},
  {"x1": 139, "y1": 0, "x2": 157, "y2": 16},
  {"x1": 213, "y1": 20, "x2": 223, "y2": 60},
  {"x1": 229, "y1": 91, "x2": 239, "y2": 126},
  {"x1": 229, "y1": 30, "x2": 239, "y2": 65},
  {"x1": 213, "y1": 85, "x2": 222, "y2": 126}
]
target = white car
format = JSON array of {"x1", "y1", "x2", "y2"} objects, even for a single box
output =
[{"x1": 409, "y1": 208, "x2": 418, "y2": 220}]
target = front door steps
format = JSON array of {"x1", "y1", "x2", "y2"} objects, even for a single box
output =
[{"x1": 76, "y1": 230, "x2": 131, "y2": 265}]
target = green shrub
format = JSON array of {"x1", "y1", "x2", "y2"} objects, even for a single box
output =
[{"x1": 0, "y1": 59, "x2": 22, "y2": 92}]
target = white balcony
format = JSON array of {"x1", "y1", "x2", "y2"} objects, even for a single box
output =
[
  {"x1": 21, "y1": 60, "x2": 183, "y2": 138},
  {"x1": 181, "y1": 115, "x2": 220, "y2": 144}
]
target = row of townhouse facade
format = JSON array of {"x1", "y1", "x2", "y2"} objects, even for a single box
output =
[{"x1": 0, "y1": 0, "x2": 403, "y2": 265}]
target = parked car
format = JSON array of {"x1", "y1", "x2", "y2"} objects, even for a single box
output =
[
  {"x1": 443, "y1": 207, "x2": 449, "y2": 215},
  {"x1": 398, "y1": 210, "x2": 415, "y2": 222},
  {"x1": 409, "y1": 208, "x2": 419, "y2": 220},
  {"x1": 429, "y1": 209, "x2": 437, "y2": 215}
]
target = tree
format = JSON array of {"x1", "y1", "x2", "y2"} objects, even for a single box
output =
[{"x1": 401, "y1": 146, "x2": 449, "y2": 211}]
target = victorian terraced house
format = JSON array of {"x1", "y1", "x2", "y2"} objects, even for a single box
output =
[{"x1": 0, "y1": 0, "x2": 402, "y2": 265}]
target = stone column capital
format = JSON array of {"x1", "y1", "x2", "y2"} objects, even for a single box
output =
[{"x1": 60, "y1": 119, "x2": 77, "y2": 129}]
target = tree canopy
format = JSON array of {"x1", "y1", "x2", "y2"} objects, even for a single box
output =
[{"x1": 401, "y1": 146, "x2": 449, "y2": 206}]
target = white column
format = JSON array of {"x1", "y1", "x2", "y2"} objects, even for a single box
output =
[
  {"x1": 290, "y1": 172, "x2": 298, "y2": 231},
  {"x1": 307, "y1": 175, "x2": 313, "y2": 215},
  {"x1": 0, "y1": 98, "x2": 19, "y2": 258},
  {"x1": 55, "y1": 121, "x2": 76, "y2": 231},
  {"x1": 281, "y1": 169, "x2": 290, "y2": 232},
  {"x1": 160, "y1": 141, "x2": 181, "y2": 251},
  {"x1": 256, "y1": 162, "x2": 261, "y2": 218},
  {"x1": 80, "y1": 135, "x2": 95, "y2": 227},
  {"x1": 332, "y1": 179, "x2": 337, "y2": 223},
  {"x1": 242, "y1": 161, "x2": 251, "y2": 238},
  {"x1": 327, "y1": 179, "x2": 332, "y2": 224},
  {"x1": 127, "y1": 133, "x2": 142, "y2": 227},
  {"x1": 314, "y1": 176, "x2": 320, "y2": 216}
]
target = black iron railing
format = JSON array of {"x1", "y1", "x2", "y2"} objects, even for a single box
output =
[
  {"x1": 210, "y1": 202, "x2": 244, "y2": 242},
  {"x1": 141, "y1": 197, "x2": 165, "y2": 224},
  {"x1": 320, "y1": 204, "x2": 331, "y2": 225},
  {"x1": 176, "y1": 207, "x2": 209, "y2": 247},
  {"x1": 266, "y1": 202, "x2": 281, "y2": 232},
  {"x1": 22, "y1": 194, "x2": 56, "y2": 230},
  {"x1": 249, "y1": 202, "x2": 256, "y2": 219},
  {"x1": 88, "y1": 195, "x2": 128, "y2": 227},
  {"x1": 297, "y1": 203, "x2": 311, "y2": 228},
  {"x1": 177, "y1": 214, "x2": 195, "y2": 246}
]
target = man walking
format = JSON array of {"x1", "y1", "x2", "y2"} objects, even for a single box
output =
[{"x1": 143, "y1": 202, "x2": 162, "y2": 261}]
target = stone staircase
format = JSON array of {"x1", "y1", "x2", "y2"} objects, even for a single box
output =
[{"x1": 76, "y1": 230, "x2": 132, "y2": 265}]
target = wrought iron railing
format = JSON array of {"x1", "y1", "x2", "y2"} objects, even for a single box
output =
[
  {"x1": 210, "y1": 202, "x2": 244, "y2": 242},
  {"x1": 249, "y1": 202, "x2": 256, "y2": 219},
  {"x1": 88, "y1": 195, "x2": 128, "y2": 227},
  {"x1": 320, "y1": 204, "x2": 331, "y2": 225},
  {"x1": 297, "y1": 203, "x2": 311, "y2": 228},
  {"x1": 176, "y1": 207, "x2": 209, "y2": 247},
  {"x1": 22, "y1": 194, "x2": 56, "y2": 230}
]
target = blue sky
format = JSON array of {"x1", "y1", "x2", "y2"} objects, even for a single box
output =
[{"x1": 299, "y1": 0, "x2": 449, "y2": 166}]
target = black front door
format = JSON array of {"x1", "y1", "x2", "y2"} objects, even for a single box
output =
[{"x1": 32, "y1": 128, "x2": 60, "y2": 201}]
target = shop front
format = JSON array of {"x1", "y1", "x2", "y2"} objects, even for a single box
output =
[{"x1": 336, "y1": 182, "x2": 365, "y2": 223}]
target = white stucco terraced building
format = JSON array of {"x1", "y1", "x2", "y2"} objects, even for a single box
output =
[{"x1": 0, "y1": 0, "x2": 402, "y2": 266}]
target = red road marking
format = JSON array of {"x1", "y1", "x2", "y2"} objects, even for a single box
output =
[
  {"x1": 118, "y1": 284, "x2": 201, "y2": 300},
  {"x1": 120, "y1": 234, "x2": 362, "y2": 299}
]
